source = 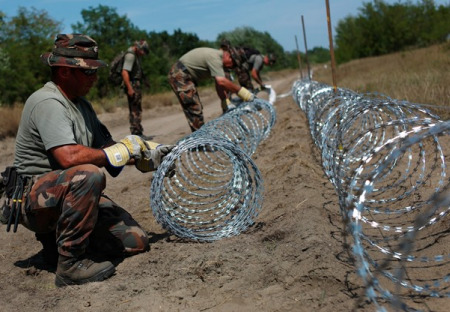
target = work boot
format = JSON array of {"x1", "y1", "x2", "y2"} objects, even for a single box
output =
[
  {"x1": 35, "y1": 232, "x2": 58, "y2": 267},
  {"x1": 55, "y1": 255, "x2": 115, "y2": 287}
]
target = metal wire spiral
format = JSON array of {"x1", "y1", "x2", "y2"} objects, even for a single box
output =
[
  {"x1": 292, "y1": 79, "x2": 449, "y2": 310},
  {"x1": 150, "y1": 98, "x2": 276, "y2": 241},
  {"x1": 194, "y1": 98, "x2": 276, "y2": 156}
]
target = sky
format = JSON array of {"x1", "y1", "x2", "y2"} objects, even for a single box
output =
[{"x1": 1, "y1": 0, "x2": 449, "y2": 51}]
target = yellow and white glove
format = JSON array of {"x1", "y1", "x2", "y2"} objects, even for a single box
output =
[
  {"x1": 237, "y1": 87, "x2": 255, "y2": 102},
  {"x1": 221, "y1": 98, "x2": 231, "y2": 113},
  {"x1": 135, "y1": 142, "x2": 175, "y2": 173},
  {"x1": 103, "y1": 135, "x2": 149, "y2": 167},
  {"x1": 221, "y1": 98, "x2": 236, "y2": 113}
]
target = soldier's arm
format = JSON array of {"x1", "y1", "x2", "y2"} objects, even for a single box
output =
[
  {"x1": 50, "y1": 144, "x2": 112, "y2": 169},
  {"x1": 251, "y1": 68, "x2": 264, "y2": 86},
  {"x1": 215, "y1": 76, "x2": 240, "y2": 99},
  {"x1": 215, "y1": 76, "x2": 254, "y2": 102},
  {"x1": 121, "y1": 69, "x2": 134, "y2": 97}
]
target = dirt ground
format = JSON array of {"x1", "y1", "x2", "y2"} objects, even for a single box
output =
[{"x1": 0, "y1": 71, "x2": 447, "y2": 311}]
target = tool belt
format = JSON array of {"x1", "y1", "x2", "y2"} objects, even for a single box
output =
[{"x1": 0, "y1": 167, "x2": 31, "y2": 232}]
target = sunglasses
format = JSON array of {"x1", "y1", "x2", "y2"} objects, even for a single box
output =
[{"x1": 79, "y1": 68, "x2": 98, "y2": 76}]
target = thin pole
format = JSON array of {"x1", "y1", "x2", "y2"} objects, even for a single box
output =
[
  {"x1": 325, "y1": 0, "x2": 338, "y2": 92},
  {"x1": 294, "y1": 35, "x2": 304, "y2": 79},
  {"x1": 301, "y1": 15, "x2": 311, "y2": 80}
]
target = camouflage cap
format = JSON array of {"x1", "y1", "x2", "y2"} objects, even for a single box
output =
[
  {"x1": 135, "y1": 40, "x2": 149, "y2": 55},
  {"x1": 40, "y1": 34, "x2": 107, "y2": 69}
]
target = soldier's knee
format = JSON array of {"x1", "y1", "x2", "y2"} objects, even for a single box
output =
[
  {"x1": 69, "y1": 164, "x2": 106, "y2": 190},
  {"x1": 138, "y1": 234, "x2": 150, "y2": 253},
  {"x1": 123, "y1": 228, "x2": 149, "y2": 254}
]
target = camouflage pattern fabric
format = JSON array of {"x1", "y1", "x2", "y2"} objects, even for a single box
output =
[
  {"x1": 40, "y1": 34, "x2": 107, "y2": 69},
  {"x1": 168, "y1": 61, "x2": 204, "y2": 132},
  {"x1": 20, "y1": 164, "x2": 149, "y2": 258},
  {"x1": 227, "y1": 47, "x2": 254, "y2": 90},
  {"x1": 223, "y1": 70, "x2": 233, "y2": 110},
  {"x1": 235, "y1": 66, "x2": 254, "y2": 90},
  {"x1": 126, "y1": 81, "x2": 144, "y2": 135}
]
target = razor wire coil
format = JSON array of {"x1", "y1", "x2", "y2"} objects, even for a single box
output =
[
  {"x1": 150, "y1": 97, "x2": 276, "y2": 241},
  {"x1": 292, "y1": 79, "x2": 449, "y2": 310}
]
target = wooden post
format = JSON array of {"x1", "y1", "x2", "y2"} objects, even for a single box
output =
[
  {"x1": 301, "y1": 15, "x2": 311, "y2": 80},
  {"x1": 295, "y1": 35, "x2": 304, "y2": 79},
  {"x1": 325, "y1": 0, "x2": 338, "y2": 92}
]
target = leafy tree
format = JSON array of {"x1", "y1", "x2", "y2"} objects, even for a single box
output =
[
  {"x1": 0, "y1": 7, "x2": 62, "y2": 105},
  {"x1": 0, "y1": 12, "x2": 10, "y2": 73},
  {"x1": 166, "y1": 28, "x2": 202, "y2": 58},
  {"x1": 216, "y1": 26, "x2": 285, "y2": 69},
  {"x1": 72, "y1": 5, "x2": 145, "y2": 97},
  {"x1": 335, "y1": 0, "x2": 450, "y2": 63},
  {"x1": 71, "y1": 5, "x2": 209, "y2": 95},
  {"x1": 308, "y1": 47, "x2": 331, "y2": 64},
  {"x1": 0, "y1": 5, "x2": 298, "y2": 105}
]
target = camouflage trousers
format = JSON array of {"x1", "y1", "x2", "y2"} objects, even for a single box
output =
[
  {"x1": 125, "y1": 81, "x2": 144, "y2": 135},
  {"x1": 21, "y1": 164, "x2": 149, "y2": 258},
  {"x1": 235, "y1": 65, "x2": 254, "y2": 91},
  {"x1": 168, "y1": 61, "x2": 204, "y2": 132}
]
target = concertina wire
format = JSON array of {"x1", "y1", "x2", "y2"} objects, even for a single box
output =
[
  {"x1": 292, "y1": 79, "x2": 449, "y2": 311},
  {"x1": 150, "y1": 89, "x2": 277, "y2": 242}
]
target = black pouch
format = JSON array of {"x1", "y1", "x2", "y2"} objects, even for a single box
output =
[
  {"x1": 0, "y1": 175, "x2": 8, "y2": 224},
  {"x1": 1, "y1": 167, "x2": 18, "y2": 198},
  {"x1": 0, "y1": 167, "x2": 18, "y2": 224}
]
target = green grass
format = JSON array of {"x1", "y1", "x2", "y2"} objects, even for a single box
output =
[{"x1": 313, "y1": 43, "x2": 450, "y2": 111}]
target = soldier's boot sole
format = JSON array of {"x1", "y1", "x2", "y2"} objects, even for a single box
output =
[{"x1": 55, "y1": 264, "x2": 115, "y2": 287}]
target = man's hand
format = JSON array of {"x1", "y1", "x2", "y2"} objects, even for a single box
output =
[
  {"x1": 221, "y1": 98, "x2": 236, "y2": 113},
  {"x1": 127, "y1": 88, "x2": 135, "y2": 98},
  {"x1": 237, "y1": 87, "x2": 255, "y2": 102},
  {"x1": 103, "y1": 135, "x2": 149, "y2": 167},
  {"x1": 135, "y1": 144, "x2": 175, "y2": 173}
]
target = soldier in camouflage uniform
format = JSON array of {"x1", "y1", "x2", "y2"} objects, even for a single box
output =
[
  {"x1": 168, "y1": 47, "x2": 256, "y2": 132},
  {"x1": 121, "y1": 40, "x2": 152, "y2": 139},
  {"x1": 220, "y1": 40, "x2": 276, "y2": 92},
  {"x1": 241, "y1": 52, "x2": 276, "y2": 91},
  {"x1": 8, "y1": 34, "x2": 174, "y2": 287}
]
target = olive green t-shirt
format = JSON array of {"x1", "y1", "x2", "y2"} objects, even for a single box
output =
[
  {"x1": 179, "y1": 47, "x2": 225, "y2": 82},
  {"x1": 248, "y1": 54, "x2": 264, "y2": 71},
  {"x1": 122, "y1": 48, "x2": 142, "y2": 81},
  {"x1": 13, "y1": 82, "x2": 112, "y2": 176}
]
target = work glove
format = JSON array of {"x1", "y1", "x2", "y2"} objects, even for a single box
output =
[
  {"x1": 135, "y1": 143, "x2": 175, "y2": 173},
  {"x1": 237, "y1": 87, "x2": 255, "y2": 102},
  {"x1": 103, "y1": 135, "x2": 149, "y2": 167},
  {"x1": 221, "y1": 98, "x2": 236, "y2": 113}
]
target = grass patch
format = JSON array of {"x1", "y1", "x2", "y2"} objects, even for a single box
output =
[
  {"x1": 313, "y1": 43, "x2": 450, "y2": 112},
  {"x1": 0, "y1": 105, "x2": 23, "y2": 139}
]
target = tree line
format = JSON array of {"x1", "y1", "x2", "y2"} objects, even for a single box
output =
[
  {"x1": 0, "y1": 1, "x2": 448, "y2": 105},
  {"x1": 0, "y1": 5, "x2": 303, "y2": 106},
  {"x1": 335, "y1": 0, "x2": 450, "y2": 63}
]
